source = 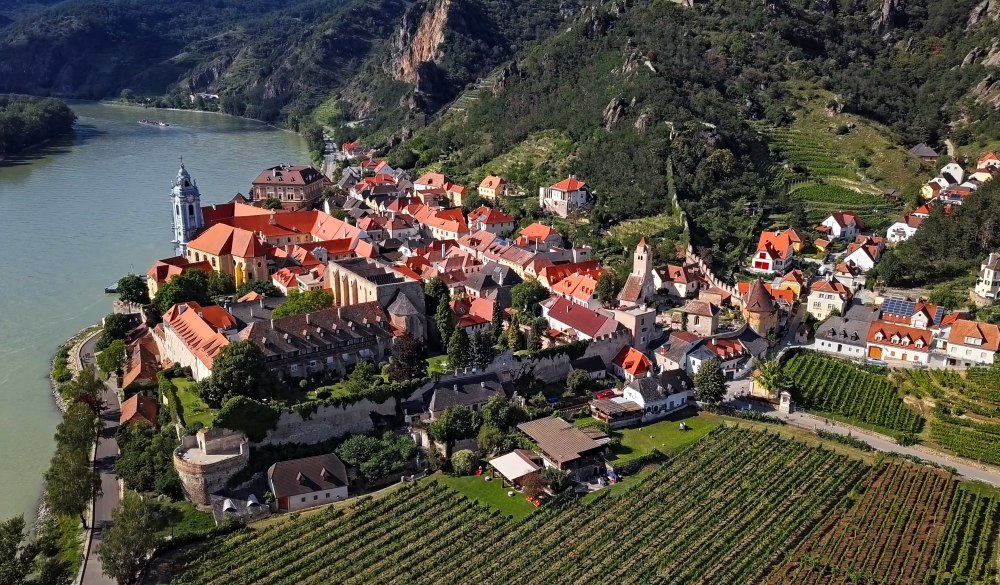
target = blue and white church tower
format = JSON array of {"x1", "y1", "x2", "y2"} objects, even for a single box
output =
[{"x1": 171, "y1": 160, "x2": 205, "y2": 256}]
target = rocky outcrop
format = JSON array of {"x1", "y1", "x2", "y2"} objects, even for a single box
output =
[
  {"x1": 634, "y1": 108, "x2": 653, "y2": 132},
  {"x1": 870, "y1": 0, "x2": 903, "y2": 38},
  {"x1": 973, "y1": 74, "x2": 1000, "y2": 108},
  {"x1": 390, "y1": 0, "x2": 451, "y2": 85},
  {"x1": 492, "y1": 61, "x2": 519, "y2": 97},
  {"x1": 969, "y1": 0, "x2": 1000, "y2": 27}
]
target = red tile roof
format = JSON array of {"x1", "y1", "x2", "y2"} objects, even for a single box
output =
[
  {"x1": 450, "y1": 297, "x2": 495, "y2": 328},
  {"x1": 613, "y1": 346, "x2": 651, "y2": 377},
  {"x1": 479, "y1": 175, "x2": 507, "y2": 190},
  {"x1": 468, "y1": 206, "x2": 514, "y2": 225},
  {"x1": 867, "y1": 321, "x2": 932, "y2": 351},
  {"x1": 551, "y1": 177, "x2": 587, "y2": 191},
  {"x1": 947, "y1": 319, "x2": 1000, "y2": 352},
  {"x1": 120, "y1": 394, "x2": 159, "y2": 426},
  {"x1": 163, "y1": 302, "x2": 235, "y2": 368},
  {"x1": 756, "y1": 229, "x2": 805, "y2": 260},
  {"x1": 251, "y1": 165, "x2": 324, "y2": 187},
  {"x1": 545, "y1": 297, "x2": 622, "y2": 339}
]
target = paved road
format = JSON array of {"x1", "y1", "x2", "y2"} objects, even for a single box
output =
[
  {"x1": 723, "y1": 382, "x2": 1000, "y2": 487},
  {"x1": 79, "y1": 345, "x2": 121, "y2": 585}
]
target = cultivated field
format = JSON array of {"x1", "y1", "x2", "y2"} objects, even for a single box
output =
[
  {"x1": 766, "y1": 463, "x2": 956, "y2": 584},
  {"x1": 785, "y1": 352, "x2": 924, "y2": 437},
  {"x1": 168, "y1": 425, "x2": 1000, "y2": 585}
]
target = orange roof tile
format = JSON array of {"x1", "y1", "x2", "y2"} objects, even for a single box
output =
[
  {"x1": 613, "y1": 346, "x2": 651, "y2": 377},
  {"x1": 947, "y1": 319, "x2": 1000, "y2": 351},
  {"x1": 551, "y1": 177, "x2": 587, "y2": 191}
]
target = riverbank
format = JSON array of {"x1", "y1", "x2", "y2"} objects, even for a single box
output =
[{"x1": 99, "y1": 99, "x2": 297, "y2": 132}]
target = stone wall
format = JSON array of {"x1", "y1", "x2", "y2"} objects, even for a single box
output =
[{"x1": 258, "y1": 397, "x2": 400, "y2": 446}]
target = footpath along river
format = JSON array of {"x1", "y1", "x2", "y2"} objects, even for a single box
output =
[{"x1": 0, "y1": 102, "x2": 308, "y2": 521}]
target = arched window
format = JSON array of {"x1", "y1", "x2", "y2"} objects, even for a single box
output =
[{"x1": 188, "y1": 204, "x2": 194, "y2": 216}]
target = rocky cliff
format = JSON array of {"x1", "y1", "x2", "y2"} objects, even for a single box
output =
[{"x1": 391, "y1": 0, "x2": 451, "y2": 85}]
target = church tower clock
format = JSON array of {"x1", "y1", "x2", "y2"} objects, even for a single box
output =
[{"x1": 171, "y1": 160, "x2": 205, "y2": 256}]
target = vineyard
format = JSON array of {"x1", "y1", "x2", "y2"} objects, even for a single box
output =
[
  {"x1": 930, "y1": 417, "x2": 1000, "y2": 467},
  {"x1": 927, "y1": 485, "x2": 1000, "y2": 584},
  {"x1": 785, "y1": 352, "x2": 924, "y2": 435},
  {"x1": 170, "y1": 427, "x2": 868, "y2": 585},
  {"x1": 765, "y1": 463, "x2": 956, "y2": 584}
]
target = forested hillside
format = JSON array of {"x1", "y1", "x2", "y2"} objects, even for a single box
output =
[{"x1": 384, "y1": 0, "x2": 1000, "y2": 272}]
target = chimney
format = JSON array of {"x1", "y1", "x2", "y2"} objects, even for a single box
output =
[
  {"x1": 198, "y1": 311, "x2": 204, "y2": 318},
  {"x1": 305, "y1": 313, "x2": 310, "y2": 325},
  {"x1": 454, "y1": 384, "x2": 459, "y2": 392},
  {"x1": 481, "y1": 381, "x2": 486, "y2": 389},
  {"x1": 260, "y1": 298, "x2": 264, "y2": 308},
  {"x1": 270, "y1": 319, "x2": 275, "y2": 329},
  {"x1": 250, "y1": 308, "x2": 254, "y2": 319}
]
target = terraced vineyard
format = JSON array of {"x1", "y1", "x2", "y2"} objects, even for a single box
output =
[
  {"x1": 785, "y1": 352, "x2": 924, "y2": 435},
  {"x1": 766, "y1": 463, "x2": 956, "y2": 584},
  {"x1": 770, "y1": 128, "x2": 856, "y2": 179},
  {"x1": 171, "y1": 427, "x2": 868, "y2": 585}
]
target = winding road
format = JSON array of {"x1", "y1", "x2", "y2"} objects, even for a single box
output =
[
  {"x1": 78, "y1": 333, "x2": 121, "y2": 585},
  {"x1": 725, "y1": 379, "x2": 1000, "y2": 487}
]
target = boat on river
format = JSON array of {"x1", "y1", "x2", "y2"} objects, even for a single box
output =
[{"x1": 138, "y1": 119, "x2": 170, "y2": 127}]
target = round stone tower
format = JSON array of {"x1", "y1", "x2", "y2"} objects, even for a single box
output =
[{"x1": 173, "y1": 427, "x2": 250, "y2": 507}]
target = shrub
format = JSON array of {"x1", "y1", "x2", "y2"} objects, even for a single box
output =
[{"x1": 450, "y1": 449, "x2": 477, "y2": 476}]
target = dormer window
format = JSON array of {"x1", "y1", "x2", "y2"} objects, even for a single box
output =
[
  {"x1": 875, "y1": 331, "x2": 884, "y2": 341},
  {"x1": 965, "y1": 336, "x2": 983, "y2": 346},
  {"x1": 901, "y1": 337, "x2": 910, "y2": 346},
  {"x1": 915, "y1": 339, "x2": 924, "y2": 348},
  {"x1": 891, "y1": 334, "x2": 900, "y2": 344}
]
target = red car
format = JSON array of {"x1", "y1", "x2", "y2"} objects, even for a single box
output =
[{"x1": 595, "y1": 390, "x2": 616, "y2": 399}]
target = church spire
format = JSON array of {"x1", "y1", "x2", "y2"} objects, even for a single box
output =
[{"x1": 171, "y1": 159, "x2": 204, "y2": 256}]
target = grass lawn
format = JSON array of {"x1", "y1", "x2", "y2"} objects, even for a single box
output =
[
  {"x1": 155, "y1": 500, "x2": 216, "y2": 540},
  {"x1": 611, "y1": 410, "x2": 722, "y2": 463},
  {"x1": 426, "y1": 354, "x2": 448, "y2": 376},
  {"x1": 433, "y1": 472, "x2": 538, "y2": 521},
  {"x1": 172, "y1": 379, "x2": 215, "y2": 428}
]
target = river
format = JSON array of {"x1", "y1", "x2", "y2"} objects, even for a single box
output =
[{"x1": 0, "y1": 102, "x2": 308, "y2": 521}]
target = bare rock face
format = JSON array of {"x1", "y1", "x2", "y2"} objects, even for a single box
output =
[
  {"x1": 390, "y1": 0, "x2": 451, "y2": 85},
  {"x1": 634, "y1": 108, "x2": 653, "y2": 132},
  {"x1": 969, "y1": 0, "x2": 1000, "y2": 27},
  {"x1": 984, "y1": 44, "x2": 1000, "y2": 67},
  {"x1": 492, "y1": 62, "x2": 519, "y2": 97},
  {"x1": 603, "y1": 97, "x2": 627, "y2": 131},
  {"x1": 870, "y1": 0, "x2": 903, "y2": 38},
  {"x1": 973, "y1": 74, "x2": 1000, "y2": 108}
]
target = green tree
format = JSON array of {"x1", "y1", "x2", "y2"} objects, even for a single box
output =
[
  {"x1": 344, "y1": 360, "x2": 379, "y2": 395},
  {"x1": 154, "y1": 270, "x2": 210, "y2": 313},
  {"x1": 470, "y1": 330, "x2": 496, "y2": 370},
  {"x1": 511, "y1": 280, "x2": 549, "y2": 314},
  {"x1": 271, "y1": 289, "x2": 334, "y2": 318},
  {"x1": 528, "y1": 318, "x2": 546, "y2": 352},
  {"x1": 449, "y1": 449, "x2": 477, "y2": 476},
  {"x1": 336, "y1": 432, "x2": 416, "y2": 482},
  {"x1": 388, "y1": 334, "x2": 427, "y2": 381},
  {"x1": 97, "y1": 339, "x2": 127, "y2": 378},
  {"x1": 99, "y1": 313, "x2": 134, "y2": 349},
  {"x1": 507, "y1": 323, "x2": 524, "y2": 351},
  {"x1": 428, "y1": 407, "x2": 475, "y2": 457},
  {"x1": 754, "y1": 358, "x2": 790, "y2": 396},
  {"x1": 447, "y1": 327, "x2": 471, "y2": 370},
  {"x1": 541, "y1": 467, "x2": 571, "y2": 493},
  {"x1": 435, "y1": 301, "x2": 455, "y2": 346},
  {"x1": 694, "y1": 358, "x2": 727, "y2": 405},
  {"x1": 424, "y1": 277, "x2": 449, "y2": 316},
  {"x1": 595, "y1": 272, "x2": 623, "y2": 305},
  {"x1": 116, "y1": 274, "x2": 149, "y2": 307},
  {"x1": 55, "y1": 402, "x2": 98, "y2": 453},
  {"x1": 235, "y1": 280, "x2": 281, "y2": 298},
  {"x1": 212, "y1": 396, "x2": 279, "y2": 442},
  {"x1": 207, "y1": 271, "x2": 236, "y2": 297},
  {"x1": 565, "y1": 369, "x2": 592, "y2": 395},
  {"x1": 44, "y1": 446, "x2": 100, "y2": 527},
  {"x1": 477, "y1": 424, "x2": 504, "y2": 454},
  {"x1": 0, "y1": 515, "x2": 34, "y2": 584},
  {"x1": 261, "y1": 197, "x2": 283, "y2": 210},
  {"x1": 97, "y1": 491, "x2": 159, "y2": 585},
  {"x1": 491, "y1": 304, "x2": 505, "y2": 344},
  {"x1": 480, "y1": 395, "x2": 525, "y2": 431},
  {"x1": 208, "y1": 340, "x2": 273, "y2": 401},
  {"x1": 60, "y1": 366, "x2": 104, "y2": 407}
]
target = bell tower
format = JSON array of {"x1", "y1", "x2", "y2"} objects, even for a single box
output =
[{"x1": 171, "y1": 159, "x2": 204, "y2": 256}]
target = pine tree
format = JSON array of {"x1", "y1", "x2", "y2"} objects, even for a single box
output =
[{"x1": 447, "y1": 327, "x2": 471, "y2": 370}]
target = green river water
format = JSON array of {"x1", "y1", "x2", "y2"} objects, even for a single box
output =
[{"x1": 0, "y1": 102, "x2": 308, "y2": 521}]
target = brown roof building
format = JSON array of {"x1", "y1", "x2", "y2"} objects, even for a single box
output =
[
  {"x1": 517, "y1": 417, "x2": 609, "y2": 479},
  {"x1": 120, "y1": 394, "x2": 159, "y2": 427},
  {"x1": 267, "y1": 453, "x2": 349, "y2": 511},
  {"x1": 251, "y1": 165, "x2": 328, "y2": 210}
]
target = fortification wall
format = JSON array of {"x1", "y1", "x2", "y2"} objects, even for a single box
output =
[
  {"x1": 173, "y1": 450, "x2": 249, "y2": 507},
  {"x1": 258, "y1": 398, "x2": 399, "y2": 446}
]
